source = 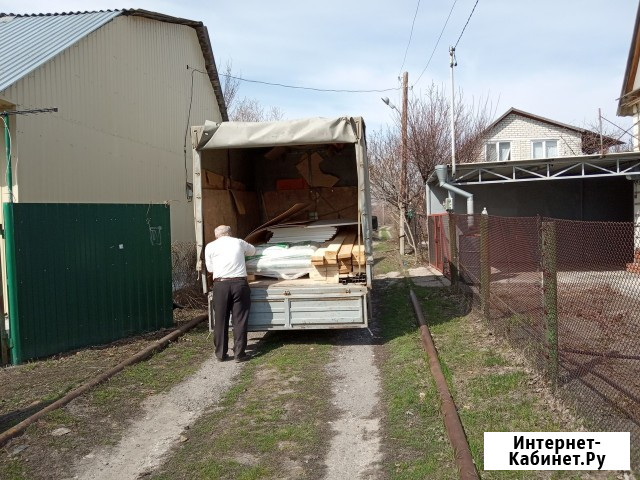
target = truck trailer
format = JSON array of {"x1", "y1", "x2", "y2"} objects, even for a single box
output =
[{"x1": 192, "y1": 116, "x2": 373, "y2": 330}]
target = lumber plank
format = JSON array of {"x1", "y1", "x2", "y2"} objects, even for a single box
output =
[
  {"x1": 324, "y1": 233, "x2": 347, "y2": 264},
  {"x1": 337, "y1": 234, "x2": 356, "y2": 260},
  {"x1": 325, "y1": 265, "x2": 340, "y2": 284},
  {"x1": 351, "y1": 245, "x2": 365, "y2": 267},
  {"x1": 312, "y1": 247, "x2": 327, "y2": 265},
  {"x1": 309, "y1": 266, "x2": 326, "y2": 280}
]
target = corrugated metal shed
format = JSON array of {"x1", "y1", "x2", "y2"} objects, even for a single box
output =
[
  {"x1": 0, "y1": 11, "x2": 120, "y2": 93},
  {"x1": 0, "y1": 9, "x2": 228, "y2": 120}
]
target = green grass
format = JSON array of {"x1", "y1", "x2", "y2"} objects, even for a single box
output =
[
  {"x1": 88, "y1": 332, "x2": 211, "y2": 408},
  {"x1": 0, "y1": 322, "x2": 214, "y2": 480},
  {"x1": 407, "y1": 286, "x2": 619, "y2": 479},
  {"x1": 377, "y1": 227, "x2": 391, "y2": 241},
  {"x1": 152, "y1": 334, "x2": 333, "y2": 480},
  {"x1": 378, "y1": 279, "x2": 458, "y2": 479},
  {"x1": 0, "y1": 458, "x2": 29, "y2": 480}
]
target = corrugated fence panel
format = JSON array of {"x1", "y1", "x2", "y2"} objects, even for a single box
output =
[{"x1": 11, "y1": 203, "x2": 172, "y2": 362}]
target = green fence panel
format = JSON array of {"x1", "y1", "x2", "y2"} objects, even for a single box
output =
[{"x1": 9, "y1": 203, "x2": 172, "y2": 363}]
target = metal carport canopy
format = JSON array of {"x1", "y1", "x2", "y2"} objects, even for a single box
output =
[
  {"x1": 441, "y1": 151, "x2": 640, "y2": 185},
  {"x1": 195, "y1": 116, "x2": 362, "y2": 150}
]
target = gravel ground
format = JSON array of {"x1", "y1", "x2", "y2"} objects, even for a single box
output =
[
  {"x1": 72, "y1": 333, "x2": 264, "y2": 480},
  {"x1": 324, "y1": 332, "x2": 383, "y2": 480}
]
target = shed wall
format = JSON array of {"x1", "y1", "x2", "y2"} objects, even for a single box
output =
[
  {"x1": 0, "y1": 15, "x2": 223, "y2": 242},
  {"x1": 429, "y1": 177, "x2": 633, "y2": 221}
]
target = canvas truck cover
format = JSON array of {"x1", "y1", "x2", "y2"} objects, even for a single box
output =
[
  {"x1": 195, "y1": 116, "x2": 362, "y2": 150},
  {"x1": 192, "y1": 115, "x2": 373, "y2": 294}
]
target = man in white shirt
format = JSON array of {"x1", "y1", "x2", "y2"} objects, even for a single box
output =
[{"x1": 205, "y1": 225, "x2": 256, "y2": 362}]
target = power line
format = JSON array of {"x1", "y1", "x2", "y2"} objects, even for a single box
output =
[
  {"x1": 413, "y1": 0, "x2": 458, "y2": 87},
  {"x1": 183, "y1": 67, "x2": 204, "y2": 195},
  {"x1": 219, "y1": 73, "x2": 400, "y2": 93},
  {"x1": 454, "y1": 0, "x2": 479, "y2": 48},
  {"x1": 399, "y1": 0, "x2": 422, "y2": 74}
]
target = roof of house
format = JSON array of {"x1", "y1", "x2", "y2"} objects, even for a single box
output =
[
  {"x1": 0, "y1": 9, "x2": 228, "y2": 120},
  {"x1": 618, "y1": 2, "x2": 640, "y2": 116},
  {"x1": 484, "y1": 107, "x2": 623, "y2": 153},
  {"x1": 486, "y1": 107, "x2": 590, "y2": 136}
]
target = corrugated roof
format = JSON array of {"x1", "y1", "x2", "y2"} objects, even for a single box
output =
[
  {"x1": 0, "y1": 11, "x2": 120, "y2": 92},
  {"x1": 0, "y1": 9, "x2": 228, "y2": 120}
]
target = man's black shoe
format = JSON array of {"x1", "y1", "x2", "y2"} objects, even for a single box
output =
[
  {"x1": 217, "y1": 355, "x2": 229, "y2": 362},
  {"x1": 234, "y1": 353, "x2": 250, "y2": 363}
]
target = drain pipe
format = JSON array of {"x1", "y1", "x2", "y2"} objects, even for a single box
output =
[{"x1": 434, "y1": 165, "x2": 474, "y2": 215}]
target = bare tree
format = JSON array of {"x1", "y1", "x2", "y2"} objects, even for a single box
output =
[
  {"x1": 231, "y1": 98, "x2": 284, "y2": 122},
  {"x1": 371, "y1": 83, "x2": 493, "y2": 208},
  {"x1": 408, "y1": 83, "x2": 494, "y2": 182},
  {"x1": 581, "y1": 118, "x2": 633, "y2": 154},
  {"x1": 369, "y1": 83, "x2": 493, "y2": 255},
  {"x1": 221, "y1": 60, "x2": 240, "y2": 112},
  {"x1": 219, "y1": 60, "x2": 284, "y2": 122}
]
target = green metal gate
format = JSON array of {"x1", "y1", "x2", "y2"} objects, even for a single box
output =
[{"x1": 7, "y1": 203, "x2": 173, "y2": 363}]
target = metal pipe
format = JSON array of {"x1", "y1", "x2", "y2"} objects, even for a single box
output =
[
  {"x1": 434, "y1": 165, "x2": 474, "y2": 215},
  {"x1": 2, "y1": 113, "x2": 19, "y2": 364},
  {"x1": 0, "y1": 314, "x2": 207, "y2": 446},
  {"x1": 409, "y1": 289, "x2": 479, "y2": 480}
]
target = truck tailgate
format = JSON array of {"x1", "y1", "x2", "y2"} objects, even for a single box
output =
[{"x1": 249, "y1": 283, "x2": 368, "y2": 330}]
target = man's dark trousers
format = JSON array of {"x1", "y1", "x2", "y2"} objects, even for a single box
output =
[{"x1": 212, "y1": 278, "x2": 251, "y2": 360}]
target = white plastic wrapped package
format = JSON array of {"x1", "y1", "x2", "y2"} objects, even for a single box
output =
[{"x1": 245, "y1": 244, "x2": 318, "y2": 279}]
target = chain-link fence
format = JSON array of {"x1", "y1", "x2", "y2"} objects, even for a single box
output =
[
  {"x1": 171, "y1": 242, "x2": 207, "y2": 309},
  {"x1": 438, "y1": 213, "x2": 640, "y2": 470}
]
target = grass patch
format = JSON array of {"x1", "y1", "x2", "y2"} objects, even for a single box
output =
[
  {"x1": 377, "y1": 227, "x2": 391, "y2": 241},
  {"x1": 408, "y1": 286, "x2": 619, "y2": 479},
  {"x1": 377, "y1": 279, "x2": 457, "y2": 479},
  {"x1": 152, "y1": 333, "x2": 334, "y2": 480},
  {"x1": 0, "y1": 315, "x2": 213, "y2": 480},
  {"x1": 0, "y1": 458, "x2": 28, "y2": 480},
  {"x1": 88, "y1": 330, "x2": 211, "y2": 408}
]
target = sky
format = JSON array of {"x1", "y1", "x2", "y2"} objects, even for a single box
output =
[{"x1": 1, "y1": 0, "x2": 638, "y2": 135}]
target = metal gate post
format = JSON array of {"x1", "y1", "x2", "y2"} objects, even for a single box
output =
[
  {"x1": 2, "y1": 113, "x2": 19, "y2": 365},
  {"x1": 479, "y1": 213, "x2": 490, "y2": 320},
  {"x1": 448, "y1": 213, "x2": 459, "y2": 292},
  {"x1": 541, "y1": 221, "x2": 559, "y2": 390}
]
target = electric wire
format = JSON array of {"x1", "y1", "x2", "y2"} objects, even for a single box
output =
[
  {"x1": 218, "y1": 73, "x2": 400, "y2": 93},
  {"x1": 399, "y1": 0, "x2": 422, "y2": 74},
  {"x1": 184, "y1": 67, "x2": 206, "y2": 196},
  {"x1": 454, "y1": 0, "x2": 479, "y2": 48},
  {"x1": 413, "y1": 0, "x2": 458, "y2": 87},
  {"x1": 601, "y1": 115, "x2": 640, "y2": 143}
]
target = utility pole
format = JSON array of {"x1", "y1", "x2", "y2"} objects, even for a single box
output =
[
  {"x1": 400, "y1": 71, "x2": 408, "y2": 256},
  {"x1": 449, "y1": 46, "x2": 457, "y2": 178},
  {"x1": 598, "y1": 108, "x2": 604, "y2": 155}
]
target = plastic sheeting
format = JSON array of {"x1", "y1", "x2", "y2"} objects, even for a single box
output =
[{"x1": 246, "y1": 244, "x2": 318, "y2": 279}]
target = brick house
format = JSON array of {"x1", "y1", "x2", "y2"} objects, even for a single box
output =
[{"x1": 482, "y1": 108, "x2": 616, "y2": 162}]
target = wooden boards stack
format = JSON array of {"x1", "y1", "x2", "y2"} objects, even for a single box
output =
[{"x1": 310, "y1": 232, "x2": 365, "y2": 283}]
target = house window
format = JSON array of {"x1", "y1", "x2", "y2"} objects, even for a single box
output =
[
  {"x1": 531, "y1": 140, "x2": 558, "y2": 159},
  {"x1": 486, "y1": 141, "x2": 511, "y2": 162}
]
